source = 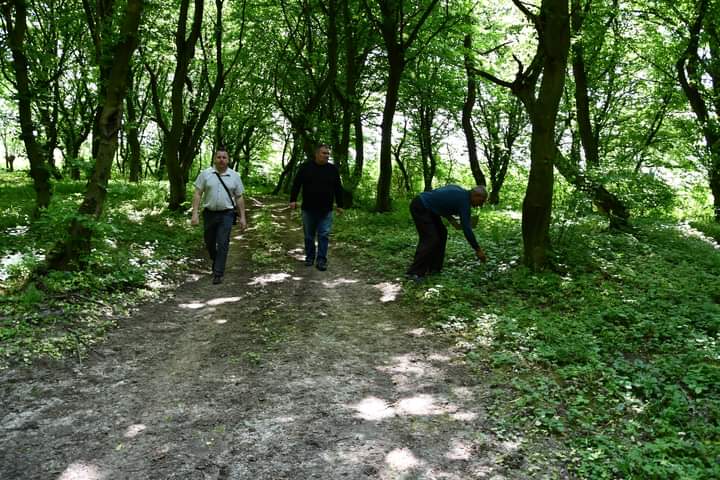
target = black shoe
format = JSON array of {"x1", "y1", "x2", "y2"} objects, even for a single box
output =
[
  {"x1": 304, "y1": 258, "x2": 314, "y2": 267},
  {"x1": 212, "y1": 275, "x2": 223, "y2": 284},
  {"x1": 316, "y1": 260, "x2": 327, "y2": 271}
]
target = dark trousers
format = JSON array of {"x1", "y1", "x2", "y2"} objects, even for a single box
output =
[
  {"x1": 407, "y1": 196, "x2": 447, "y2": 276},
  {"x1": 203, "y1": 209, "x2": 234, "y2": 276}
]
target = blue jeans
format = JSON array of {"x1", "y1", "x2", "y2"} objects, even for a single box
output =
[
  {"x1": 203, "y1": 209, "x2": 234, "y2": 276},
  {"x1": 302, "y1": 209, "x2": 333, "y2": 263}
]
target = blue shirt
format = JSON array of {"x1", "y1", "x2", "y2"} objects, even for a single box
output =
[{"x1": 419, "y1": 185, "x2": 479, "y2": 250}]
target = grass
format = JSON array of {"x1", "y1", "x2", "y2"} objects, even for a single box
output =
[
  {"x1": 2, "y1": 169, "x2": 719, "y2": 478},
  {"x1": 0, "y1": 171, "x2": 203, "y2": 367},
  {"x1": 333, "y1": 191, "x2": 720, "y2": 479}
]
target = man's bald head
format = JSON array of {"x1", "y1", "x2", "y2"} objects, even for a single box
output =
[{"x1": 470, "y1": 186, "x2": 488, "y2": 207}]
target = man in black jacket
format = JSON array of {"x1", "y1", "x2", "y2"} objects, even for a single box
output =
[{"x1": 289, "y1": 144, "x2": 344, "y2": 271}]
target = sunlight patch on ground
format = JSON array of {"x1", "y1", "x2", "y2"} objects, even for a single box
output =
[
  {"x1": 207, "y1": 296, "x2": 242, "y2": 306},
  {"x1": 178, "y1": 296, "x2": 242, "y2": 309},
  {"x1": 451, "y1": 387, "x2": 474, "y2": 400},
  {"x1": 406, "y1": 328, "x2": 428, "y2": 337},
  {"x1": 502, "y1": 437, "x2": 521, "y2": 453},
  {"x1": 351, "y1": 393, "x2": 470, "y2": 422},
  {"x1": 248, "y1": 272, "x2": 291, "y2": 286},
  {"x1": 676, "y1": 222, "x2": 720, "y2": 249},
  {"x1": 0, "y1": 251, "x2": 24, "y2": 281},
  {"x1": 274, "y1": 416, "x2": 296, "y2": 424},
  {"x1": 57, "y1": 462, "x2": 104, "y2": 480},
  {"x1": 385, "y1": 447, "x2": 421, "y2": 471},
  {"x1": 446, "y1": 439, "x2": 472, "y2": 460},
  {"x1": 427, "y1": 353, "x2": 451, "y2": 362},
  {"x1": 178, "y1": 302, "x2": 205, "y2": 310},
  {"x1": 288, "y1": 248, "x2": 305, "y2": 260},
  {"x1": 124, "y1": 424, "x2": 146, "y2": 438},
  {"x1": 396, "y1": 394, "x2": 436, "y2": 415},
  {"x1": 379, "y1": 354, "x2": 432, "y2": 381},
  {"x1": 451, "y1": 411, "x2": 478, "y2": 421},
  {"x1": 351, "y1": 396, "x2": 395, "y2": 421},
  {"x1": 321, "y1": 277, "x2": 359, "y2": 288},
  {"x1": 373, "y1": 282, "x2": 401, "y2": 302}
]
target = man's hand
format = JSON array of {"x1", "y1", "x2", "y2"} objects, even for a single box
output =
[
  {"x1": 239, "y1": 217, "x2": 247, "y2": 230},
  {"x1": 289, "y1": 201, "x2": 297, "y2": 209},
  {"x1": 191, "y1": 212, "x2": 199, "y2": 226},
  {"x1": 476, "y1": 247, "x2": 487, "y2": 262}
]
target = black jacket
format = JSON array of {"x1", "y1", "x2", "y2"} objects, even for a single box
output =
[{"x1": 290, "y1": 161, "x2": 344, "y2": 213}]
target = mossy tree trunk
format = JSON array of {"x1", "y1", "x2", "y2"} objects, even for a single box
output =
[{"x1": 46, "y1": 0, "x2": 143, "y2": 270}]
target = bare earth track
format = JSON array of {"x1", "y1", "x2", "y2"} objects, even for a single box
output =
[{"x1": 1, "y1": 198, "x2": 567, "y2": 479}]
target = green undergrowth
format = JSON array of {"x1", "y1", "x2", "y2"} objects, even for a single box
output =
[
  {"x1": 334, "y1": 197, "x2": 720, "y2": 480},
  {"x1": 0, "y1": 172, "x2": 202, "y2": 367}
]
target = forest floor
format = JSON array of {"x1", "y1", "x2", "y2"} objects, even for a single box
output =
[{"x1": 0, "y1": 197, "x2": 569, "y2": 480}]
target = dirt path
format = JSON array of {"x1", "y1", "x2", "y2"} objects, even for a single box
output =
[{"x1": 1, "y1": 198, "x2": 565, "y2": 479}]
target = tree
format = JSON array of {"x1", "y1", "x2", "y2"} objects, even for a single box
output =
[
  {"x1": 147, "y1": 0, "x2": 246, "y2": 210},
  {"x1": 475, "y1": 82, "x2": 525, "y2": 205},
  {"x1": 363, "y1": 0, "x2": 442, "y2": 211},
  {"x1": 1, "y1": 0, "x2": 54, "y2": 215},
  {"x1": 58, "y1": 47, "x2": 95, "y2": 180},
  {"x1": 46, "y1": 0, "x2": 144, "y2": 270},
  {"x1": 401, "y1": 51, "x2": 461, "y2": 191},
  {"x1": 478, "y1": 0, "x2": 571, "y2": 269},
  {"x1": 330, "y1": 0, "x2": 375, "y2": 207},
  {"x1": 271, "y1": 0, "x2": 338, "y2": 165},
  {"x1": 675, "y1": 0, "x2": 720, "y2": 221},
  {"x1": 462, "y1": 32, "x2": 487, "y2": 187}
]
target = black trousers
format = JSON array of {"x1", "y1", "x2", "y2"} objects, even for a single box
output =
[
  {"x1": 407, "y1": 196, "x2": 447, "y2": 276},
  {"x1": 203, "y1": 209, "x2": 234, "y2": 276}
]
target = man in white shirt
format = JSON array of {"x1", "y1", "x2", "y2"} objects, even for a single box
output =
[{"x1": 191, "y1": 147, "x2": 247, "y2": 284}]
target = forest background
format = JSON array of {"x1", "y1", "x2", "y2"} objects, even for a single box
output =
[{"x1": 1, "y1": 0, "x2": 719, "y2": 478}]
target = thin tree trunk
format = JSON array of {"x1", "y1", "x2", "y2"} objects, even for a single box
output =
[
  {"x1": 126, "y1": 71, "x2": 142, "y2": 182},
  {"x1": 462, "y1": 33, "x2": 486, "y2": 186},
  {"x1": 570, "y1": 0, "x2": 599, "y2": 168},
  {"x1": 676, "y1": 0, "x2": 720, "y2": 221},
  {"x1": 376, "y1": 57, "x2": 403, "y2": 211},
  {"x1": 1, "y1": 0, "x2": 52, "y2": 215}
]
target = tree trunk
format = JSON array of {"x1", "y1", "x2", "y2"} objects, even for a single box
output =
[
  {"x1": 675, "y1": 0, "x2": 720, "y2": 222},
  {"x1": 711, "y1": 157, "x2": 720, "y2": 221},
  {"x1": 125, "y1": 72, "x2": 142, "y2": 182},
  {"x1": 160, "y1": 0, "x2": 204, "y2": 210},
  {"x1": 376, "y1": 56, "x2": 403, "y2": 211},
  {"x1": 462, "y1": 34, "x2": 486, "y2": 187},
  {"x1": 372, "y1": 0, "x2": 440, "y2": 211},
  {"x1": 571, "y1": 0, "x2": 599, "y2": 169},
  {"x1": 521, "y1": 0, "x2": 571, "y2": 270},
  {"x1": 46, "y1": 0, "x2": 143, "y2": 270},
  {"x1": 419, "y1": 106, "x2": 436, "y2": 191},
  {"x1": 1, "y1": 0, "x2": 52, "y2": 215}
]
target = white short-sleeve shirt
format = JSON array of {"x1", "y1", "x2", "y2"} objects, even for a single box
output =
[{"x1": 194, "y1": 167, "x2": 245, "y2": 211}]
